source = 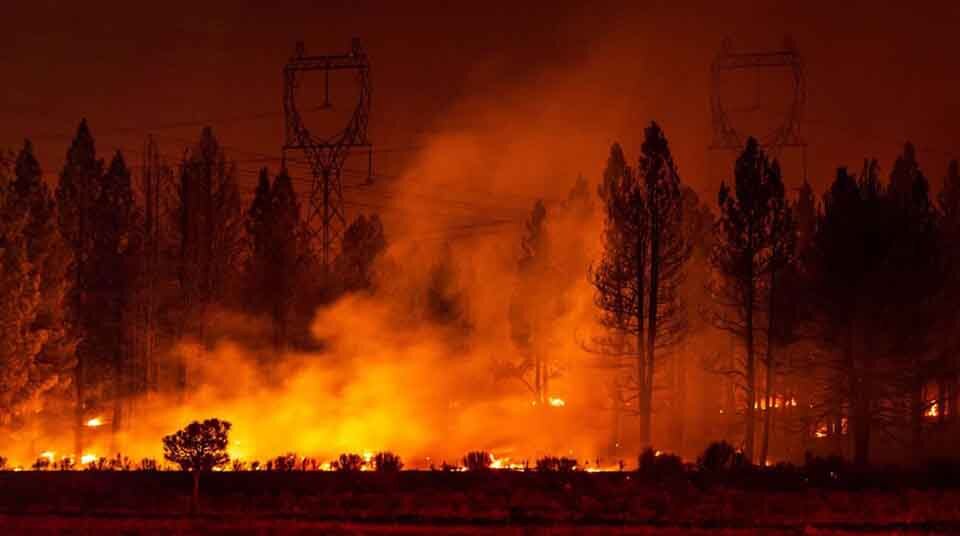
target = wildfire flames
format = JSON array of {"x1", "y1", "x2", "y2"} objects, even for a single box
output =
[{"x1": 85, "y1": 417, "x2": 104, "y2": 427}]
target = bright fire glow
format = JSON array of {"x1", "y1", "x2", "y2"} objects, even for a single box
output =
[
  {"x1": 80, "y1": 453, "x2": 97, "y2": 464},
  {"x1": 548, "y1": 397, "x2": 565, "y2": 407},
  {"x1": 925, "y1": 401, "x2": 939, "y2": 418},
  {"x1": 85, "y1": 417, "x2": 104, "y2": 427},
  {"x1": 40, "y1": 451, "x2": 55, "y2": 461},
  {"x1": 814, "y1": 424, "x2": 828, "y2": 438}
]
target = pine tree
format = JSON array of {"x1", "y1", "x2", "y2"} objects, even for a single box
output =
[
  {"x1": 175, "y1": 127, "x2": 242, "y2": 388},
  {"x1": 0, "y1": 147, "x2": 41, "y2": 425},
  {"x1": 936, "y1": 160, "x2": 960, "y2": 423},
  {"x1": 244, "y1": 169, "x2": 274, "y2": 316},
  {"x1": 708, "y1": 137, "x2": 782, "y2": 462},
  {"x1": 810, "y1": 163, "x2": 897, "y2": 465},
  {"x1": 56, "y1": 119, "x2": 103, "y2": 457},
  {"x1": 508, "y1": 200, "x2": 552, "y2": 403},
  {"x1": 590, "y1": 142, "x2": 649, "y2": 443},
  {"x1": 0, "y1": 141, "x2": 76, "y2": 426},
  {"x1": 336, "y1": 213, "x2": 386, "y2": 293},
  {"x1": 590, "y1": 125, "x2": 690, "y2": 449},
  {"x1": 759, "y1": 162, "x2": 797, "y2": 465},
  {"x1": 638, "y1": 122, "x2": 690, "y2": 445},
  {"x1": 265, "y1": 169, "x2": 303, "y2": 349},
  {"x1": 89, "y1": 151, "x2": 141, "y2": 440}
]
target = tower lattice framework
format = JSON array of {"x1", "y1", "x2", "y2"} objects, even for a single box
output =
[{"x1": 282, "y1": 38, "x2": 372, "y2": 270}]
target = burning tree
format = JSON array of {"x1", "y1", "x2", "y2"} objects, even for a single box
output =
[
  {"x1": 0, "y1": 141, "x2": 75, "y2": 426},
  {"x1": 162, "y1": 418, "x2": 231, "y2": 512}
]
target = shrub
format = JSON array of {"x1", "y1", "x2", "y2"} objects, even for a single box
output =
[
  {"x1": 535, "y1": 456, "x2": 578, "y2": 472},
  {"x1": 441, "y1": 461, "x2": 458, "y2": 472},
  {"x1": 698, "y1": 441, "x2": 736, "y2": 473},
  {"x1": 373, "y1": 451, "x2": 403, "y2": 472},
  {"x1": 332, "y1": 453, "x2": 365, "y2": 472},
  {"x1": 462, "y1": 451, "x2": 492, "y2": 471},
  {"x1": 139, "y1": 458, "x2": 158, "y2": 471},
  {"x1": 109, "y1": 454, "x2": 133, "y2": 471},
  {"x1": 803, "y1": 452, "x2": 846, "y2": 485},
  {"x1": 32, "y1": 457, "x2": 50, "y2": 471},
  {"x1": 57, "y1": 457, "x2": 75, "y2": 471},
  {"x1": 638, "y1": 448, "x2": 685, "y2": 480},
  {"x1": 250, "y1": 460, "x2": 261, "y2": 471},
  {"x1": 162, "y1": 418, "x2": 231, "y2": 472},
  {"x1": 0, "y1": 456, "x2": 6, "y2": 470},
  {"x1": 161, "y1": 418, "x2": 232, "y2": 513},
  {"x1": 85, "y1": 457, "x2": 109, "y2": 471},
  {"x1": 231, "y1": 459, "x2": 247, "y2": 472},
  {"x1": 273, "y1": 453, "x2": 297, "y2": 471}
]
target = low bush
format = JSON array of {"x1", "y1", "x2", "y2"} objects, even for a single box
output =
[
  {"x1": 373, "y1": 451, "x2": 403, "y2": 472},
  {"x1": 139, "y1": 458, "x2": 158, "y2": 471},
  {"x1": 332, "y1": 453, "x2": 365, "y2": 472},
  {"x1": 535, "y1": 456, "x2": 578, "y2": 472},
  {"x1": 463, "y1": 451, "x2": 492, "y2": 471},
  {"x1": 698, "y1": 441, "x2": 736, "y2": 473},
  {"x1": 273, "y1": 453, "x2": 297, "y2": 471},
  {"x1": 638, "y1": 448, "x2": 685, "y2": 480}
]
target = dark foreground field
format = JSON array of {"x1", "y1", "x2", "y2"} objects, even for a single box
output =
[{"x1": 1, "y1": 471, "x2": 958, "y2": 534}]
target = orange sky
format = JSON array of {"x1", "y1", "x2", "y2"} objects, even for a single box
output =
[{"x1": 2, "y1": 1, "x2": 959, "y2": 207}]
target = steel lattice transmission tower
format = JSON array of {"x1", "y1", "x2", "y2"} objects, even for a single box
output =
[
  {"x1": 709, "y1": 37, "x2": 807, "y2": 180},
  {"x1": 282, "y1": 39, "x2": 372, "y2": 270}
]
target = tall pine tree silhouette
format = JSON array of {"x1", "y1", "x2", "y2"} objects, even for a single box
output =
[{"x1": 56, "y1": 119, "x2": 103, "y2": 459}]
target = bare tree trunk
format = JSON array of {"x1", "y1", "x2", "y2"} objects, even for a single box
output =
[
  {"x1": 191, "y1": 471, "x2": 200, "y2": 515},
  {"x1": 74, "y1": 357, "x2": 84, "y2": 460},
  {"x1": 744, "y1": 277, "x2": 756, "y2": 463},
  {"x1": 645, "y1": 223, "x2": 661, "y2": 448},
  {"x1": 847, "y1": 321, "x2": 870, "y2": 467},
  {"x1": 761, "y1": 270, "x2": 777, "y2": 465}
]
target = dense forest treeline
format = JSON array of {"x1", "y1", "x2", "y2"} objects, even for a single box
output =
[{"x1": 1, "y1": 118, "x2": 959, "y2": 468}]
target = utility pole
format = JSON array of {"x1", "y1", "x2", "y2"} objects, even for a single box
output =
[{"x1": 282, "y1": 39, "x2": 373, "y2": 271}]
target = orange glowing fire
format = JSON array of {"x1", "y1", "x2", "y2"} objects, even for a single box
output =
[
  {"x1": 80, "y1": 453, "x2": 97, "y2": 464},
  {"x1": 548, "y1": 397, "x2": 566, "y2": 407},
  {"x1": 85, "y1": 417, "x2": 104, "y2": 427},
  {"x1": 814, "y1": 423, "x2": 828, "y2": 438},
  {"x1": 925, "y1": 401, "x2": 939, "y2": 418}
]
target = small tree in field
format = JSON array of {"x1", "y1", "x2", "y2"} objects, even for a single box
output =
[{"x1": 162, "y1": 418, "x2": 231, "y2": 513}]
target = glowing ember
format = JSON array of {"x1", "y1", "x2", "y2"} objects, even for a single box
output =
[
  {"x1": 548, "y1": 397, "x2": 565, "y2": 407},
  {"x1": 85, "y1": 417, "x2": 104, "y2": 427},
  {"x1": 925, "y1": 401, "x2": 939, "y2": 418},
  {"x1": 814, "y1": 424, "x2": 828, "y2": 438}
]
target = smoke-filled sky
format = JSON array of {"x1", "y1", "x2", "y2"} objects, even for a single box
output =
[{"x1": 3, "y1": 0, "x2": 959, "y2": 203}]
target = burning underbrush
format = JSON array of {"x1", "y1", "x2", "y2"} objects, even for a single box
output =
[{"x1": 1, "y1": 286, "x2": 612, "y2": 470}]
